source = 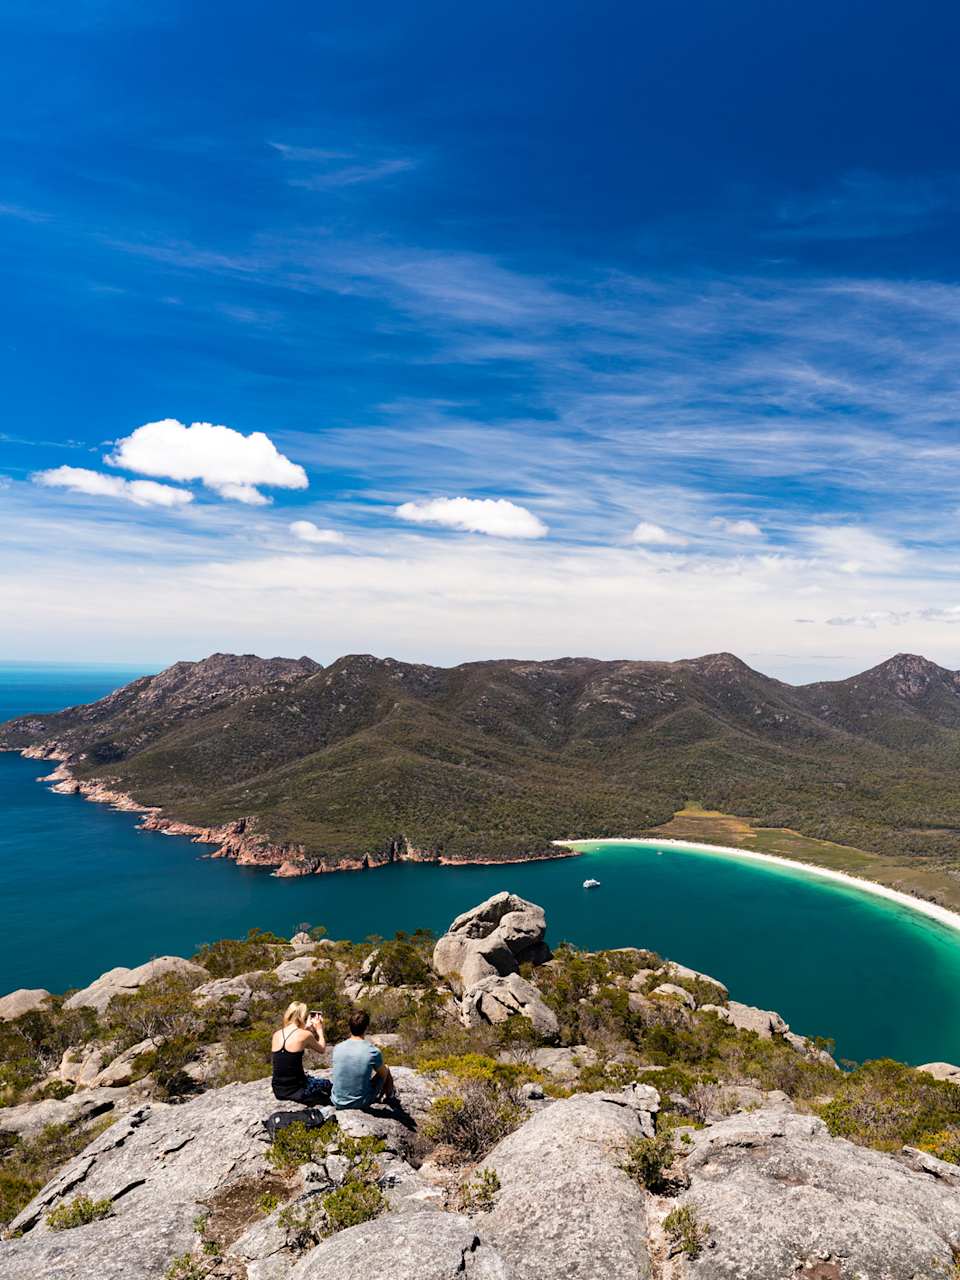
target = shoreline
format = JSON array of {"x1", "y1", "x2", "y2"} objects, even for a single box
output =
[
  {"x1": 10, "y1": 748, "x2": 578, "y2": 875},
  {"x1": 555, "y1": 836, "x2": 960, "y2": 939}
]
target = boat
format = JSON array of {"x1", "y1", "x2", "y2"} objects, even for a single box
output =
[{"x1": 582, "y1": 878, "x2": 601, "y2": 889}]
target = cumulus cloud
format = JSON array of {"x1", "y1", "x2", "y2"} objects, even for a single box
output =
[
  {"x1": 290, "y1": 520, "x2": 345, "y2": 545},
  {"x1": 629, "y1": 521, "x2": 688, "y2": 546},
  {"x1": 105, "y1": 419, "x2": 308, "y2": 505},
  {"x1": 395, "y1": 496, "x2": 548, "y2": 539},
  {"x1": 33, "y1": 466, "x2": 193, "y2": 508},
  {"x1": 711, "y1": 517, "x2": 763, "y2": 538}
]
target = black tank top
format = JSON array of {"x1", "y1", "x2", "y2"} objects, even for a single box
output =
[{"x1": 272, "y1": 1027, "x2": 307, "y2": 1099}]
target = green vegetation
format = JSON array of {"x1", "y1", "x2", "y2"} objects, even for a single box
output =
[
  {"x1": 0, "y1": 1003, "x2": 98, "y2": 1106},
  {"x1": 458, "y1": 1168, "x2": 501, "y2": 1213},
  {"x1": 620, "y1": 1132, "x2": 675, "y2": 1191},
  {"x1": 422, "y1": 1057, "x2": 525, "y2": 1159},
  {"x1": 192, "y1": 928, "x2": 287, "y2": 978},
  {"x1": 46, "y1": 1193, "x2": 113, "y2": 1231},
  {"x1": 818, "y1": 1059, "x2": 960, "y2": 1152},
  {"x1": 663, "y1": 1204, "x2": 709, "y2": 1258},
  {"x1": 321, "y1": 1181, "x2": 385, "y2": 1234},
  {"x1": 266, "y1": 1119, "x2": 338, "y2": 1171},
  {"x1": 164, "y1": 1255, "x2": 208, "y2": 1280},
  {"x1": 0, "y1": 1117, "x2": 114, "y2": 1228},
  {"x1": 14, "y1": 650, "x2": 960, "y2": 882}
]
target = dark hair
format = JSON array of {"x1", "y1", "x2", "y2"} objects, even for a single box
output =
[{"x1": 348, "y1": 1008, "x2": 370, "y2": 1036}]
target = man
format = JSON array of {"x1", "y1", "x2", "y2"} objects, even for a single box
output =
[{"x1": 331, "y1": 1008, "x2": 398, "y2": 1110}]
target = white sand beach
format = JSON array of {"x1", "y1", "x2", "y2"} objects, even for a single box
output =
[{"x1": 555, "y1": 836, "x2": 960, "y2": 938}]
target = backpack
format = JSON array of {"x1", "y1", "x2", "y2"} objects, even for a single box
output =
[{"x1": 262, "y1": 1106, "x2": 332, "y2": 1142}]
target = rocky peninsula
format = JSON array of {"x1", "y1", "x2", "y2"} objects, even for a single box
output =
[{"x1": 3, "y1": 892, "x2": 960, "y2": 1278}]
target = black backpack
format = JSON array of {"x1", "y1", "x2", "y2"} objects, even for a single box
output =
[{"x1": 262, "y1": 1106, "x2": 332, "y2": 1142}]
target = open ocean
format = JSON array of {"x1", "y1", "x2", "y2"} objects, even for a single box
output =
[{"x1": 3, "y1": 660, "x2": 960, "y2": 1066}]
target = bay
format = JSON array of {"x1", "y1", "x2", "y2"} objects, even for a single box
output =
[{"x1": 2, "y1": 661, "x2": 960, "y2": 1067}]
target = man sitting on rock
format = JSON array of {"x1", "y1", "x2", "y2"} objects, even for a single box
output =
[{"x1": 331, "y1": 1008, "x2": 398, "y2": 1110}]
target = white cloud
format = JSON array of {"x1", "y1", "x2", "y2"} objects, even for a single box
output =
[
  {"x1": 290, "y1": 520, "x2": 345, "y2": 545},
  {"x1": 105, "y1": 419, "x2": 308, "y2": 505},
  {"x1": 33, "y1": 466, "x2": 193, "y2": 508},
  {"x1": 711, "y1": 517, "x2": 763, "y2": 538},
  {"x1": 629, "y1": 521, "x2": 687, "y2": 546},
  {"x1": 804, "y1": 526, "x2": 906, "y2": 574},
  {"x1": 395, "y1": 496, "x2": 548, "y2": 539}
]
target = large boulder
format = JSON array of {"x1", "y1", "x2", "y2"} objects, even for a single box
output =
[
  {"x1": 287, "y1": 1209, "x2": 508, "y2": 1279},
  {"x1": 478, "y1": 1086, "x2": 659, "y2": 1279},
  {"x1": 678, "y1": 1108, "x2": 960, "y2": 1277},
  {"x1": 0, "y1": 1079, "x2": 280, "y2": 1277},
  {"x1": 64, "y1": 957, "x2": 208, "y2": 1013},
  {"x1": 459, "y1": 972, "x2": 559, "y2": 1040},
  {"x1": 702, "y1": 998, "x2": 788, "y2": 1039},
  {"x1": 0, "y1": 1087, "x2": 129, "y2": 1140},
  {"x1": 917, "y1": 1061, "x2": 960, "y2": 1085},
  {"x1": 433, "y1": 893, "x2": 551, "y2": 995},
  {"x1": 92, "y1": 1037, "x2": 161, "y2": 1088},
  {"x1": 0, "y1": 988, "x2": 51, "y2": 1020}
]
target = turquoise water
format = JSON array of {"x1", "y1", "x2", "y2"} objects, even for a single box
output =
[{"x1": 3, "y1": 662, "x2": 960, "y2": 1065}]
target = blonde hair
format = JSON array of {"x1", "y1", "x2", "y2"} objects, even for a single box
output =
[{"x1": 282, "y1": 1001, "x2": 308, "y2": 1029}]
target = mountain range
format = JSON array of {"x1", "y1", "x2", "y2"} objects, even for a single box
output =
[{"x1": 3, "y1": 650, "x2": 960, "y2": 870}]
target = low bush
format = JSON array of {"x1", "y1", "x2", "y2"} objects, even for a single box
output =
[
  {"x1": 0, "y1": 1117, "x2": 115, "y2": 1228},
  {"x1": 916, "y1": 1127, "x2": 960, "y2": 1165},
  {"x1": 458, "y1": 1167, "x2": 501, "y2": 1212},
  {"x1": 102, "y1": 975, "x2": 208, "y2": 1052},
  {"x1": 373, "y1": 931, "x2": 435, "y2": 987},
  {"x1": 321, "y1": 1180, "x2": 385, "y2": 1233},
  {"x1": 46, "y1": 1193, "x2": 113, "y2": 1231},
  {"x1": 818, "y1": 1059, "x2": 960, "y2": 1151},
  {"x1": 192, "y1": 928, "x2": 287, "y2": 979},
  {"x1": 267, "y1": 1119, "x2": 338, "y2": 1171},
  {"x1": 423, "y1": 1080, "x2": 522, "y2": 1160},
  {"x1": 620, "y1": 1132, "x2": 675, "y2": 1191},
  {"x1": 663, "y1": 1204, "x2": 709, "y2": 1258}
]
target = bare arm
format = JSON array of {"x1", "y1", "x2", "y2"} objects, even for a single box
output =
[{"x1": 306, "y1": 1015, "x2": 326, "y2": 1052}]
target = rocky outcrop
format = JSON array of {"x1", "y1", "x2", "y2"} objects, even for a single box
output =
[
  {"x1": 433, "y1": 892, "x2": 552, "y2": 995},
  {"x1": 0, "y1": 1086, "x2": 130, "y2": 1140},
  {"x1": 701, "y1": 998, "x2": 788, "y2": 1038},
  {"x1": 679, "y1": 1107, "x2": 960, "y2": 1277},
  {"x1": 917, "y1": 1061, "x2": 960, "y2": 1084},
  {"x1": 459, "y1": 973, "x2": 559, "y2": 1040},
  {"x1": 63, "y1": 956, "x2": 208, "y2": 1012},
  {"x1": 287, "y1": 1209, "x2": 508, "y2": 1279},
  {"x1": 0, "y1": 987, "x2": 51, "y2": 1020},
  {"x1": 478, "y1": 1085, "x2": 659, "y2": 1279}
]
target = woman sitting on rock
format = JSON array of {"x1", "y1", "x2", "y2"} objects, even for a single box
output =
[{"x1": 271, "y1": 1001, "x2": 331, "y2": 1105}]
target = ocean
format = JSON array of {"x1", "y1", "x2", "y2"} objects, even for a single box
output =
[{"x1": 3, "y1": 660, "x2": 960, "y2": 1066}]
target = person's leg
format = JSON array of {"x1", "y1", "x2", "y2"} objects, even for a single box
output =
[{"x1": 300, "y1": 1075, "x2": 332, "y2": 1105}]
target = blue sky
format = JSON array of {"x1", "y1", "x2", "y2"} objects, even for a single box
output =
[{"x1": 4, "y1": 1, "x2": 960, "y2": 679}]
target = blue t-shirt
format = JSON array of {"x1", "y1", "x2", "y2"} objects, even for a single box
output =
[{"x1": 331, "y1": 1038, "x2": 383, "y2": 1109}]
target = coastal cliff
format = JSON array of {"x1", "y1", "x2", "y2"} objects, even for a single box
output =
[{"x1": 3, "y1": 893, "x2": 960, "y2": 1279}]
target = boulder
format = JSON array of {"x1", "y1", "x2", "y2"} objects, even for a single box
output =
[
  {"x1": 680, "y1": 1108, "x2": 960, "y2": 1277},
  {"x1": 518, "y1": 1045, "x2": 598, "y2": 1080},
  {"x1": 92, "y1": 1037, "x2": 161, "y2": 1088},
  {"x1": 702, "y1": 999, "x2": 788, "y2": 1038},
  {"x1": 0, "y1": 988, "x2": 51, "y2": 1020},
  {"x1": 783, "y1": 1029, "x2": 838, "y2": 1068},
  {"x1": 59, "y1": 1043, "x2": 108, "y2": 1086},
  {"x1": 661, "y1": 961, "x2": 729, "y2": 999},
  {"x1": 650, "y1": 981, "x2": 696, "y2": 1008},
  {"x1": 64, "y1": 957, "x2": 208, "y2": 1013},
  {"x1": 360, "y1": 949, "x2": 386, "y2": 984},
  {"x1": 274, "y1": 956, "x2": 317, "y2": 984},
  {"x1": 917, "y1": 1061, "x2": 960, "y2": 1085},
  {"x1": 478, "y1": 1086, "x2": 659, "y2": 1279},
  {"x1": 433, "y1": 893, "x2": 551, "y2": 995},
  {"x1": 0, "y1": 1079, "x2": 280, "y2": 1278},
  {"x1": 0, "y1": 1087, "x2": 129, "y2": 1140},
  {"x1": 459, "y1": 972, "x2": 559, "y2": 1040},
  {"x1": 287, "y1": 1209, "x2": 508, "y2": 1279},
  {"x1": 290, "y1": 931, "x2": 313, "y2": 946}
]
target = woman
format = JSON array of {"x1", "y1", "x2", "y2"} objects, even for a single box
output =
[{"x1": 271, "y1": 1001, "x2": 331, "y2": 1105}]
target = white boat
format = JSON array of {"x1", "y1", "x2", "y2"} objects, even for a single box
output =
[{"x1": 582, "y1": 878, "x2": 601, "y2": 889}]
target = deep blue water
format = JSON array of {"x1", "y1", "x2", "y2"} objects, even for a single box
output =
[{"x1": 3, "y1": 661, "x2": 960, "y2": 1066}]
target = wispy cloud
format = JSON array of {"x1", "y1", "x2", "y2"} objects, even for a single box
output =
[
  {"x1": 772, "y1": 171, "x2": 960, "y2": 241},
  {"x1": 270, "y1": 141, "x2": 418, "y2": 189}
]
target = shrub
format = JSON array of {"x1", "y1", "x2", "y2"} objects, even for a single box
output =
[
  {"x1": 0, "y1": 1004, "x2": 99, "y2": 1104},
  {"x1": 322, "y1": 1180, "x2": 385, "y2": 1233},
  {"x1": 164, "y1": 1255, "x2": 208, "y2": 1280},
  {"x1": 663, "y1": 1204, "x2": 709, "y2": 1258},
  {"x1": 217, "y1": 1023, "x2": 274, "y2": 1085},
  {"x1": 47, "y1": 1193, "x2": 113, "y2": 1231},
  {"x1": 192, "y1": 928, "x2": 287, "y2": 978},
  {"x1": 620, "y1": 1132, "x2": 675, "y2": 1191},
  {"x1": 34, "y1": 1080, "x2": 76, "y2": 1101},
  {"x1": 374, "y1": 931, "x2": 434, "y2": 987},
  {"x1": 818, "y1": 1059, "x2": 960, "y2": 1151},
  {"x1": 916, "y1": 1127, "x2": 960, "y2": 1165},
  {"x1": 286, "y1": 965, "x2": 353, "y2": 1044},
  {"x1": 103, "y1": 974, "x2": 207, "y2": 1051},
  {"x1": 423, "y1": 1081, "x2": 522, "y2": 1160},
  {"x1": 258, "y1": 1190, "x2": 283, "y2": 1214},
  {"x1": 458, "y1": 1167, "x2": 501, "y2": 1212},
  {"x1": 0, "y1": 1117, "x2": 115, "y2": 1228},
  {"x1": 267, "y1": 1119, "x2": 338, "y2": 1171}
]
